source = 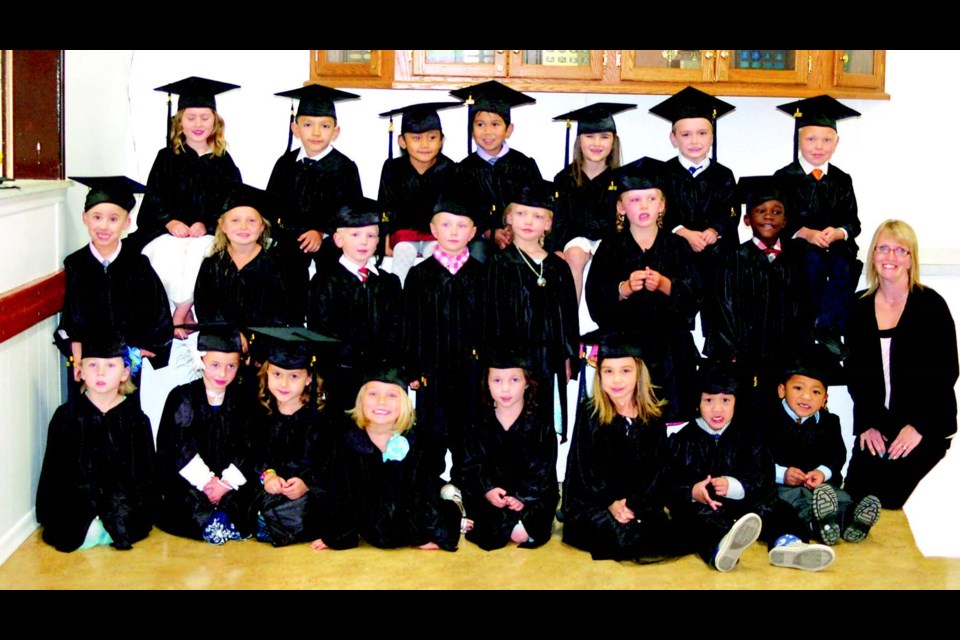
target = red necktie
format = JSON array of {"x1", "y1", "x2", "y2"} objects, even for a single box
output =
[
  {"x1": 763, "y1": 246, "x2": 781, "y2": 256},
  {"x1": 359, "y1": 267, "x2": 369, "y2": 283},
  {"x1": 811, "y1": 168, "x2": 823, "y2": 181}
]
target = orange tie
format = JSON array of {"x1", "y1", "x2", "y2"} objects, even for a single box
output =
[
  {"x1": 359, "y1": 267, "x2": 369, "y2": 283},
  {"x1": 811, "y1": 168, "x2": 823, "y2": 181}
]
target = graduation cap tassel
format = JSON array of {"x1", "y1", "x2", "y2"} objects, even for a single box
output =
[
  {"x1": 792, "y1": 109, "x2": 802, "y2": 163},
  {"x1": 564, "y1": 119, "x2": 572, "y2": 167},
  {"x1": 287, "y1": 100, "x2": 295, "y2": 153},
  {"x1": 165, "y1": 93, "x2": 173, "y2": 150},
  {"x1": 388, "y1": 116, "x2": 394, "y2": 160},
  {"x1": 712, "y1": 118, "x2": 718, "y2": 163}
]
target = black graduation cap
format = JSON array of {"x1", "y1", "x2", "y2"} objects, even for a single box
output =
[
  {"x1": 432, "y1": 188, "x2": 483, "y2": 226},
  {"x1": 736, "y1": 175, "x2": 789, "y2": 214},
  {"x1": 221, "y1": 181, "x2": 276, "y2": 218},
  {"x1": 360, "y1": 364, "x2": 408, "y2": 389},
  {"x1": 781, "y1": 343, "x2": 844, "y2": 387},
  {"x1": 485, "y1": 345, "x2": 534, "y2": 372},
  {"x1": 649, "y1": 87, "x2": 735, "y2": 163},
  {"x1": 197, "y1": 327, "x2": 244, "y2": 354},
  {"x1": 247, "y1": 326, "x2": 339, "y2": 370},
  {"x1": 596, "y1": 333, "x2": 644, "y2": 363},
  {"x1": 697, "y1": 359, "x2": 738, "y2": 396},
  {"x1": 613, "y1": 157, "x2": 667, "y2": 193},
  {"x1": 378, "y1": 101, "x2": 462, "y2": 160},
  {"x1": 275, "y1": 84, "x2": 361, "y2": 153},
  {"x1": 552, "y1": 102, "x2": 636, "y2": 166},
  {"x1": 777, "y1": 95, "x2": 861, "y2": 161},
  {"x1": 333, "y1": 197, "x2": 384, "y2": 229},
  {"x1": 83, "y1": 332, "x2": 130, "y2": 361},
  {"x1": 449, "y1": 80, "x2": 536, "y2": 153},
  {"x1": 510, "y1": 179, "x2": 557, "y2": 211},
  {"x1": 154, "y1": 76, "x2": 240, "y2": 148},
  {"x1": 71, "y1": 176, "x2": 145, "y2": 213}
]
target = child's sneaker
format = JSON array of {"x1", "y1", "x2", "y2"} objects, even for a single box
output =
[
  {"x1": 713, "y1": 512, "x2": 762, "y2": 572},
  {"x1": 768, "y1": 534, "x2": 835, "y2": 571},
  {"x1": 842, "y1": 495, "x2": 881, "y2": 543},
  {"x1": 441, "y1": 483, "x2": 471, "y2": 534},
  {"x1": 255, "y1": 512, "x2": 273, "y2": 544},
  {"x1": 812, "y1": 484, "x2": 841, "y2": 545},
  {"x1": 203, "y1": 511, "x2": 232, "y2": 545}
]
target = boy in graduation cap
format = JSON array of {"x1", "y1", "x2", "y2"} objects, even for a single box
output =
[
  {"x1": 773, "y1": 95, "x2": 863, "y2": 358},
  {"x1": 377, "y1": 101, "x2": 462, "y2": 285},
  {"x1": 307, "y1": 197, "x2": 403, "y2": 415},
  {"x1": 705, "y1": 176, "x2": 813, "y2": 413},
  {"x1": 267, "y1": 84, "x2": 363, "y2": 323},
  {"x1": 450, "y1": 80, "x2": 543, "y2": 261},
  {"x1": 57, "y1": 177, "x2": 173, "y2": 388},
  {"x1": 649, "y1": 87, "x2": 740, "y2": 257}
]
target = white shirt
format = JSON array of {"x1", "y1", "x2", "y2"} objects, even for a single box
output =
[
  {"x1": 89, "y1": 241, "x2": 122, "y2": 266},
  {"x1": 338, "y1": 254, "x2": 379, "y2": 281},
  {"x1": 476, "y1": 141, "x2": 511, "y2": 163},
  {"x1": 297, "y1": 145, "x2": 334, "y2": 163}
]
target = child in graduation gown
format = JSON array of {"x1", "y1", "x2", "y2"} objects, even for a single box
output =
[
  {"x1": 37, "y1": 335, "x2": 156, "y2": 552},
  {"x1": 248, "y1": 327, "x2": 344, "y2": 548},
  {"x1": 461, "y1": 350, "x2": 558, "y2": 550},
  {"x1": 315, "y1": 367, "x2": 466, "y2": 552},
  {"x1": 156, "y1": 329, "x2": 255, "y2": 544}
]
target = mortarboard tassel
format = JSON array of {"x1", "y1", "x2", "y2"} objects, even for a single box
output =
[
  {"x1": 166, "y1": 93, "x2": 173, "y2": 150},
  {"x1": 564, "y1": 119, "x2": 571, "y2": 167},
  {"x1": 388, "y1": 116, "x2": 394, "y2": 160},
  {"x1": 287, "y1": 100, "x2": 295, "y2": 153},
  {"x1": 792, "y1": 108, "x2": 802, "y2": 163}
]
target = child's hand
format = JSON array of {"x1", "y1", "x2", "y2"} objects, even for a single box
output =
[
  {"x1": 310, "y1": 538, "x2": 329, "y2": 551},
  {"x1": 166, "y1": 220, "x2": 190, "y2": 238},
  {"x1": 859, "y1": 428, "x2": 888, "y2": 457},
  {"x1": 188, "y1": 222, "x2": 207, "y2": 237},
  {"x1": 503, "y1": 496, "x2": 525, "y2": 512},
  {"x1": 702, "y1": 228, "x2": 719, "y2": 246},
  {"x1": 409, "y1": 380, "x2": 421, "y2": 390},
  {"x1": 692, "y1": 475, "x2": 723, "y2": 510},
  {"x1": 678, "y1": 227, "x2": 708, "y2": 252},
  {"x1": 281, "y1": 477, "x2": 309, "y2": 501},
  {"x1": 140, "y1": 349, "x2": 156, "y2": 359},
  {"x1": 820, "y1": 227, "x2": 845, "y2": 245},
  {"x1": 203, "y1": 477, "x2": 232, "y2": 505},
  {"x1": 298, "y1": 230, "x2": 322, "y2": 253},
  {"x1": 797, "y1": 227, "x2": 831, "y2": 249},
  {"x1": 494, "y1": 227, "x2": 513, "y2": 250},
  {"x1": 73, "y1": 362, "x2": 83, "y2": 382},
  {"x1": 263, "y1": 472, "x2": 285, "y2": 495},
  {"x1": 643, "y1": 267, "x2": 671, "y2": 295},
  {"x1": 889, "y1": 425, "x2": 922, "y2": 460},
  {"x1": 608, "y1": 498, "x2": 635, "y2": 524},
  {"x1": 784, "y1": 467, "x2": 807, "y2": 487},
  {"x1": 804, "y1": 470, "x2": 826, "y2": 489},
  {"x1": 626, "y1": 269, "x2": 647, "y2": 294},
  {"x1": 485, "y1": 487, "x2": 508, "y2": 508},
  {"x1": 710, "y1": 476, "x2": 729, "y2": 497}
]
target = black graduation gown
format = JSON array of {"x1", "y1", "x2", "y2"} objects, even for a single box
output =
[
  {"x1": 133, "y1": 147, "x2": 242, "y2": 248},
  {"x1": 484, "y1": 246, "x2": 579, "y2": 429},
  {"x1": 662, "y1": 157, "x2": 739, "y2": 253},
  {"x1": 250, "y1": 405, "x2": 343, "y2": 547},
  {"x1": 844, "y1": 287, "x2": 958, "y2": 508},
  {"x1": 667, "y1": 418, "x2": 802, "y2": 558},
  {"x1": 328, "y1": 424, "x2": 462, "y2": 551},
  {"x1": 266, "y1": 147, "x2": 363, "y2": 239},
  {"x1": 461, "y1": 406, "x2": 558, "y2": 550},
  {"x1": 155, "y1": 379, "x2": 256, "y2": 539},
  {"x1": 193, "y1": 247, "x2": 290, "y2": 327},
  {"x1": 36, "y1": 396, "x2": 156, "y2": 552},
  {"x1": 705, "y1": 239, "x2": 813, "y2": 379},
  {"x1": 773, "y1": 161, "x2": 860, "y2": 247},
  {"x1": 56, "y1": 245, "x2": 173, "y2": 368},
  {"x1": 457, "y1": 149, "x2": 542, "y2": 236},
  {"x1": 585, "y1": 229, "x2": 702, "y2": 421},
  {"x1": 764, "y1": 405, "x2": 847, "y2": 489},
  {"x1": 378, "y1": 153, "x2": 456, "y2": 235},
  {"x1": 403, "y1": 256, "x2": 485, "y2": 475},
  {"x1": 550, "y1": 165, "x2": 619, "y2": 253},
  {"x1": 561, "y1": 404, "x2": 678, "y2": 561}
]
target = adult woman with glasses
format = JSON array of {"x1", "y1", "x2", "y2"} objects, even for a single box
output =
[{"x1": 844, "y1": 220, "x2": 958, "y2": 509}]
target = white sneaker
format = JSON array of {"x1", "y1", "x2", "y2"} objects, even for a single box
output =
[
  {"x1": 713, "y1": 513, "x2": 763, "y2": 572},
  {"x1": 768, "y1": 540, "x2": 835, "y2": 571}
]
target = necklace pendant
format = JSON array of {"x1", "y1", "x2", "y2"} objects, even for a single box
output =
[{"x1": 537, "y1": 276, "x2": 546, "y2": 287}]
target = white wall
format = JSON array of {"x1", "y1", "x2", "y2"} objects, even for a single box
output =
[{"x1": 2, "y1": 49, "x2": 956, "y2": 565}]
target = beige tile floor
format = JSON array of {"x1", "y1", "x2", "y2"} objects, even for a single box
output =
[{"x1": 2, "y1": 510, "x2": 958, "y2": 589}]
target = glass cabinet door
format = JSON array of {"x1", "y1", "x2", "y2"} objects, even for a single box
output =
[
  {"x1": 311, "y1": 50, "x2": 392, "y2": 85},
  {"x1": 718, "y1": 49, "x2": 809, "y2": 84},
  {"x1": 508, "y1": 50, "x2": 603, "y2": 80},
  {"x1": 414, "y1": 50, "x2": 504, "y2": 78},
  {"x1": 620, "y1": 50, "x2": 714, "y2": 82},
  {"x1": 833, "y1": 50, "x2": 885, "y2": 89}
]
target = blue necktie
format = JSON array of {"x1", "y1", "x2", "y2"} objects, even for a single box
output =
[
  {"x1": 488, "y1": 157, "x2": 497, "y2": 166},
  {"x1": 689, "y1": 165, "x2": 701, "y2": 176}
]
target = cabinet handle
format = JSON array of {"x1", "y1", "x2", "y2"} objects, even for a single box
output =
[
  {"x1": 719, "y1": 50, "x2": 729, "y2": 59},
  {"x1": 704, "y1": 51, "x2": 714, "y2": 60},
  {"x1": 616, "y1": 52, "x2": 621, "y2": 67},
  {"x1": 496, "y1": 50, "x2": 504, "y2": 54},
  {"x1": 512, "y1": 50, "x2": 520, "y2": 54},
  {"x1": 808, "y1": 55, "x2": 813, "y2": 73},
  {"x1": 602, "y1": 52, "x2": 608, "y2": 67},
  {"x1": 841, "y1": 53, "x2": 850, "y2": 64}
]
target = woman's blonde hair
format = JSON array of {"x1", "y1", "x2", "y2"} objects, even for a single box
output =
[
  {"x1": 256, "y1": 361, "x2": 324, "y2": 415},
  {"x1": 570, "y1": 133, "x2": 622, "y2": 187},
  {"x1": 171, "y1": 108, "x2": 228, "y2": 157},
  {"x1": 590, "y1": 356, "x2": 664, "y2": 425},
  {"x1": 863, "y1": 218, "x2": 923, "y2": 296},
  {"x1": 348, "y1": 381, "x2": 416, "y2": 434},
  {"x1": 209, "y1": 207, "x2": 272, "y2": 256}
]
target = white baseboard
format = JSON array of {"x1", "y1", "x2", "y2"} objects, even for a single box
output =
[{"x1": 0, "y1": 510, "x2": 38, "y2": 567}]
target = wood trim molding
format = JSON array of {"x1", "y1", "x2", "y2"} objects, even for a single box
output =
[{"x1": 0, "y1": 270, "x2": 64, "y2": 344}]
